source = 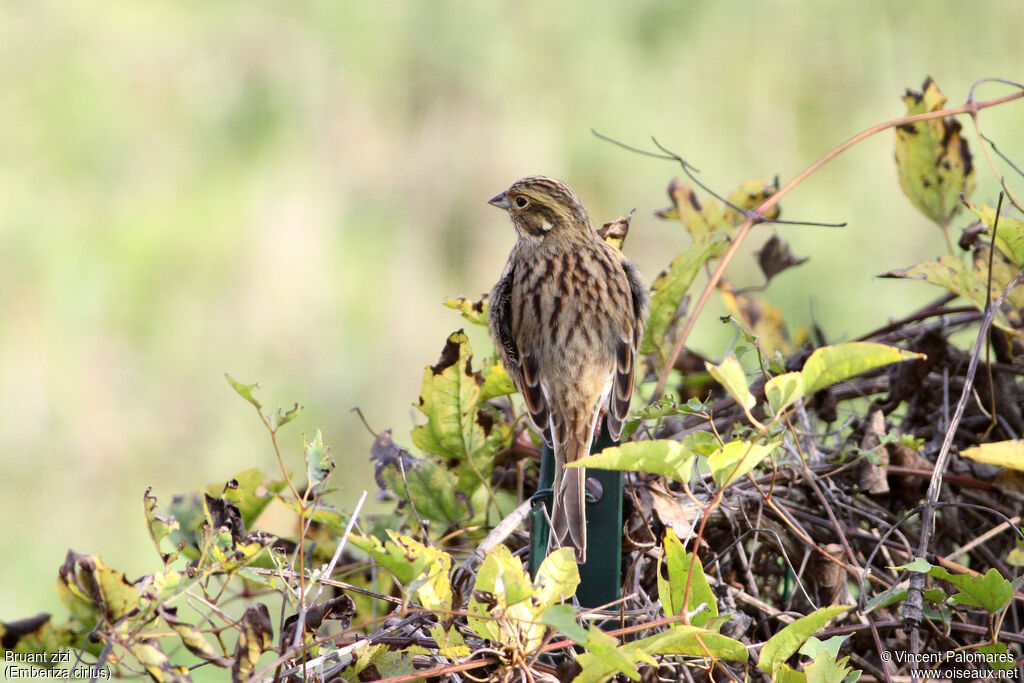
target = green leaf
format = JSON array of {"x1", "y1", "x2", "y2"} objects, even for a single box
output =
[
  {"x1": 0, "y1": 613, "x2": 81, "y2": 660},
  {"x1": 57, "y1": 551, "x2": 140, "y2": 624},
  {"x1": 1007, "y1": 544, "x2": 1024, "y2": 567},
  {"x1": 231, "y1": 605, "x2": 273, "y2": 683},
  {"x1": 766, "y1": 371, "x2": 805, "y2": 415},
  {"x1": 574, "y1": 624, "x2": 748, "y2": 683},
  {"x1": 129, "y1": 638, "x2": 192, "y2": 683},
  {"x1": 339, "y1": 642, "x2": 423, "y2": 681},
  {"x1": 466, "y1": 547, "x2": 577, "y2": 653},
  {"x1": 630, "y1": 625, "x2": 748, "y2": 661},
  {"x1": 682, "y1": 430, "x2": 720, "y2": 456},
  {"x1": 411, "y1": 331, "x2": 509, "y2": 498},
  {"x1": 725, "y1": 177, "x2": 782, "y2": 222},
  {"x1": 412, "y1": 330, "x2": 484, "y2": 461},
  {"x1": 757, "y1": 605, "x2": 852, "y2": 674},
  {"x1": 480, "y1": 362, "x2": 516, "y2": 401},
  {"x1": 225, "y1": 373, "x2": 262, "y2": 410},
  {"x1": 894, "y1": 77, "x2": 974, "y2": 227},
  {"x1": 966, "y1": 201, "x2": 1024, "y2": 268},
  {"x1": 540, "y1": 604, "x2": 588, "y2": 643},
  {"x1": 430, "y1": 623, "x2": 471, "y2": 658},
  {"x1": 623, "y1": 396, "x2": 709, "y2": 441},
  {"x1": 707, "y1": 439, "x2": 777, "y2": 488},
  {"x1": 893, "y1": 557, "x2": 936, "y2": 573},
  {"x1": 705, "y1": 354, "x2": 755, "y2": 410},
  {"x1": 776, "y1": 665, "x2": 808, "y2": 683},
  {"x1": 803, "y1": 651, "x2": 856, "y2": 683},
  {"x1": 642, "y1": 233, "x2": 725, "y2": 360},
  {"x1": 379, "y1": 454, "x2": 470, "y2": 526},
  {"x1": 576, "y1": 627, "x2": 643, "y2": 682},
  {"x1": 881, "y1": 254, "x2": 1024, "y2": 333},
  {"x1": 444, "y1": 294, "x2": 489, "y2": 325},
  {"x1": 303, "y1": 429, "x2": 335, "y2": 490},
  {"x1": 533, "y1": 547, "x2": 581, "y2": 608},
  {"x1": 348, "y1": 532, "x2": 453, "y2": 613},
  {"x1": 658, "y1": 528, "x2": 718, "y2": 626},
  {"x1": 158, "y1": 605, "x2": 231, "y2": 666},
  {"x1": 977, "y1": 642, "x2": 1015, "y2": 672},
  {"x1": 466, "y1": 546, "x2": 505, "y2": 643},
  {"x1": 271, "y1": 402, "x2": 302, "y2": 429},
  {"x1": 800, "y1": 342, "x2": 925, "y2": 395},
  {"x1": 925, "y1": 565, "x2": 1011, "y2": 614},
  {"x1": 863, "y1": 585, "x2": 909, "y2": 614},
  {"x1": 571, "y1": 440, "x2": 696, "y2": 483},
  {"x1": 657, "y1": 179, "x2": 733, "y2": 239},
  {"x1": 799, "y1": 636, "x2": 848, "y2": 660},
  {"x1": 899, "y1": 562, "x2": 1014, "y2": 614},
  {"x1": 225, "y1": 374, "x2": 303, "y2": 430},
  {"x1": 209, "y1": 467, "x2": 285, "y2": 530},
  {"x1": 143, "y1": 488, "x2": 181, "y2": 565},
  {"x1": 467, "y1": 545, "x2": 558, "y2": 652}
]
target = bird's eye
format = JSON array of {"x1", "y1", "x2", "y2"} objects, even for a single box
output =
[{"x1": 514, "y1": 196, "x2": 528, "y2": 208}]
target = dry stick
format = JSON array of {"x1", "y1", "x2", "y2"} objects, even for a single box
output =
[
  {"x1": 905, "y1": 196, "x2": 1019, "y2": 641},
  {"x1": 453, "y1": 498, "x2": 532, "y2": 583},
  {"x1": 290, "y1": 490, "x2": 368, "y2": 652},
  {"x1": 650, "y1": 87, "x2": 1024, "y2": 402},
  {"x1": 945, "y1": 516, "x2": 1022, "y2": 562},
  {"x1": 967, "y1": 78, "x2": 1024, "y2": 212}
]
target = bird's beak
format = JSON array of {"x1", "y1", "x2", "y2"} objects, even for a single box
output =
[{"x1": 488, "y1": 192, "x2": 511, "y2": 210}]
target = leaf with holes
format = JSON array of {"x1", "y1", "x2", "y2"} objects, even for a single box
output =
[{"x1": 894, "y1": 77, "x2": 974, "y2": 227}]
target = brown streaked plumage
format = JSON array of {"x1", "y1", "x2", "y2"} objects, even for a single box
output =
[{"x1": 487, "y1": 176, "x2": 648, "y2": 563}]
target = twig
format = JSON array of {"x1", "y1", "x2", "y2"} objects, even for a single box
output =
[
  {"x1": 452, "y1": 498, "x2": 533, "y2": 593},
  {"x1": 640, "y1": 88, "x2": 1023, "y2": 401},
  {"x1": 290, "y1": 490, "x2": 369, "y2": 650},
  {"x1": 905, "y1": 196, "x2": 1021, "y2": 634}
]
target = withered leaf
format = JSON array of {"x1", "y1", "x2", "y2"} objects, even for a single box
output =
[
  {"x1": 756, "y1": 234, "x2": 808, "y2": 282},
  {"x1": 598, "y1": 208, "x2": 637, "y2": 250},
  {"x1": 233, "y1": 604, "x2": 273, "y2": 681}
]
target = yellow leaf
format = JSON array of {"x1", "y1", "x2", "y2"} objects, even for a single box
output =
[
  {"x1": 641, "y1": 234, "x2": 724, "y2": 360},
  {"x1": 966, "y1": 201, "x2": 1024, "y2": 268},
  {"x1": 800, "y1": 342, "x2": 925, "y2": 395},
  {"x1": 765, "y1": 371, "x2": 805, "y2": 415},
  {"x1": 961, "y1": 440, "x2": 1024, "y2": 472},
  {"x1": 596, "y1": 209, "x2": 636, "y2": 251},
  {"x1": 705, "y1": 355, "x2": 755, "y2": 410},
  {"x1": 707, "y1": 440, "x2": 777, "y2": 488},
  {"x1": 443, "y1": 295, "x2": 489, "y2": 326}
]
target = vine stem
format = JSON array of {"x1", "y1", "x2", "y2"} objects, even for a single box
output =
[{"x1": 650, "y1": 87, "x2": 1024, "y2": 402}]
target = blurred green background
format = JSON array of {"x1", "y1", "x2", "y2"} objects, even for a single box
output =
[{"x1": 2, "y1": 1, "x2": 1022, "y2": 618}]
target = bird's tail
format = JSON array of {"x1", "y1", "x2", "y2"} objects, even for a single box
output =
[{"x1": 550, "y1": 414, "x2": 597, "y2": 563}]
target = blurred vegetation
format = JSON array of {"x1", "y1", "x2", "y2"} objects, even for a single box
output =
[{"x1": 1, "y1": 0, "x2": 1022, "y2": 620}]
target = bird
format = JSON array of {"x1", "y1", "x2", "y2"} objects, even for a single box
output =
[{"x1": 487, "y1": 176, "x2": 648, "y2": 563}]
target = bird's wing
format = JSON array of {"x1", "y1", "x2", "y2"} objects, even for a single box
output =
[
  {"x1": 519, "y1": 352, "x2": 553, "y2": 447},
  {"x1": 606, "y1": 257, "x2": 650, "y2": 441},
  {"x1": 489, "y1": 262, "x2": 553, "y2": 446}
]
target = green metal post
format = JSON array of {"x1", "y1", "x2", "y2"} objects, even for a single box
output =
[{"x1": 529, "y1": 423, "x2": 622, "y2": 608}]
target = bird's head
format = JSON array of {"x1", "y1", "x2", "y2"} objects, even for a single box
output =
[{"x1": 489, "y1": 176, "x2": 592, "y2": 240}]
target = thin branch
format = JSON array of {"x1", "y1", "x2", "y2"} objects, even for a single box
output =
[
  {"x1": 649, "y1": 136, "x2": 847, "y2": 229},
  {"x1": 906, "y1": 195, "x2": 1021, "y2": 633},
  {"x1": 591, "y1": 128, "x2": 682, "y2": 162},
  {"x1": 646, "y1": 88, "x2": 1024, "y2": 401}
]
